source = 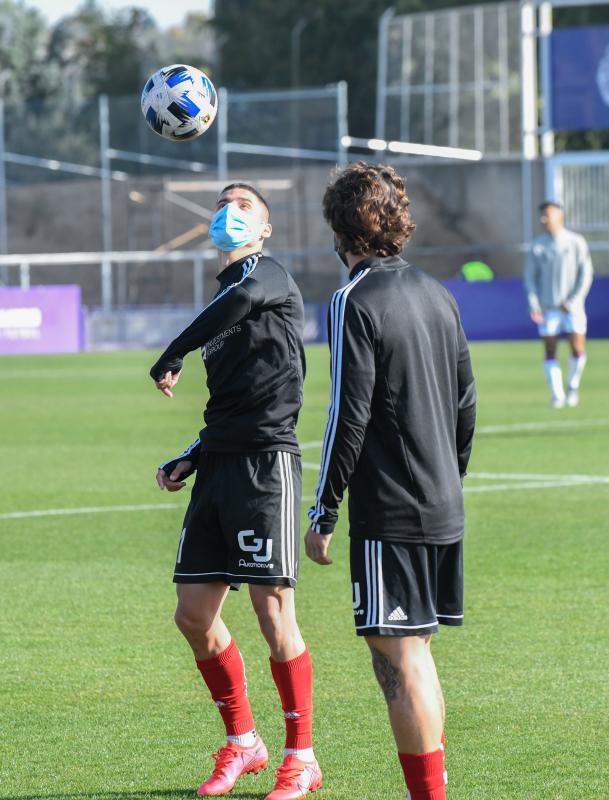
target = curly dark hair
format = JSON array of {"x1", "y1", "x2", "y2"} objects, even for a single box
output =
[{"x1": 322, "y1": 162, "x2": 416, "y2": 257}]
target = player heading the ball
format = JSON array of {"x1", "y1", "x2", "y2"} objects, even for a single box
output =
[{"x1": 149, "y1": 183, "x2": 321, "y2": 799}]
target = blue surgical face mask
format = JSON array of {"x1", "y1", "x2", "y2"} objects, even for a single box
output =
[{"x1": 209, "y1": 201, "x2": 264, "y2": 251}]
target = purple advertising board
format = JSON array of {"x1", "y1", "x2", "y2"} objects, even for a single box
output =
[
  {"x1": 444, "y1": 277, "x2": 609, "y2": 341},
  {"x1": 0, "y1": 286, "x2": 83, "y2": 355},
  {"x1": 314, "y1": 278, "x2": 609, "y2": 343}
]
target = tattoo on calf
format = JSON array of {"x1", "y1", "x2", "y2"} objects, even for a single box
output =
[{"x1": 370, "y1": 647, "x2": 401, "y2": 704}]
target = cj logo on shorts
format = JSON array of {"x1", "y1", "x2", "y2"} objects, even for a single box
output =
[
  {"x1": 237, "y1": 529, "x2": 273, "y2": 565},
  {"x1": 352, "y1": 582, "x2": 365, "y2": 616}
]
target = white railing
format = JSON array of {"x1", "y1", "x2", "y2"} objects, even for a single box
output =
[{"x1": 0, "y1": 249, "x2": 218, "y2": 309}]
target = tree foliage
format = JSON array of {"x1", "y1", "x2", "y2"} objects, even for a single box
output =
[
  {"x1": 0, "y1": 0, "x2": 63, "y2": 104},
  {"x1": 0, "y1": 0, "x2": 607, "y2": 154},
  {"x1": 213, "y1": 0, "x2": 485, "y2": 135}
]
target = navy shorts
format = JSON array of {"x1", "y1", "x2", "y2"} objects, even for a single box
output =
[
  {"x1": 173, "y1": 451, "x2": 301, "y2": 588},
  {"x1": 350, "y1": 538, "x2": 464, "y2": 636}
]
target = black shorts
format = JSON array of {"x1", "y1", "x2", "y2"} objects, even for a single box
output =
[
  {"x1": 173, "y1": 451, "x2": 301, "y2": 588},
  {"x1": 350, "y1": 538, "x2": 463, "y2": 636}
]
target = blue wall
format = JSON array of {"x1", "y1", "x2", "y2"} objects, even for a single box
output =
[
  {"x1": 445, "y1": 277, "x2": 609, "y2": 341},
  {"x1": 308, "y1": 277, "x2": 609, "y2": 343}
]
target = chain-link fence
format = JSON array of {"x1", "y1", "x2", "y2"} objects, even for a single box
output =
[
  {"x1": 0, "y1": 85, "x2": 348, "y2": 307},
  {"x1": 377, "y1": 2, "x2": 522, "y2": 155}
]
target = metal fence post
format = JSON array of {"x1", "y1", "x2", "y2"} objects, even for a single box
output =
[
  {"x1": 193, "y1": 255, "x2": 204, "y2": 309},
  {"x1": 520, "y1": 1, "x2": 539, "y2": 250},
  {"x1": 19, "y1": 261, "x2": 30, "y2": 290},
  {"x1": 99, "y1": 94, "x2": 113, "y2": 309},
  {"x1": 0, "y1": 100, "x2": 8, "y2": 285},
  {"x1": 539, "y1": 1, "x2": 555, "y2": 158},
  {"x1": 337, "y1": 81, "x2": 349, "y2": 166},
  {"x1": 217, "y1": 88, "x2": 228, "y2": 181},
  {"x1": 375, "y1": 7, "x2": 394, "y2": 140},
  {"x1": 399, "y1": 17, "x2": 413, "y2": 142}
]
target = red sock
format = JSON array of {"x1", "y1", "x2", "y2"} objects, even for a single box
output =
[
  {"x1": 269, "y1": 647, "x2": 313, "y2": 750},
  {"x1": 196, "y1": 639, "x2": 256, "y2": 736},
  {"x1": 399, "y1": 747, "x2": 447, "y2": 800}
]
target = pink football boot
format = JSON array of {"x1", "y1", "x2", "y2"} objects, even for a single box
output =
[
  {"x1": 197, "y1": 737, "x2": 268, "y2": 796},
  {"x1": 265, "y1": 755, "x2": 322, "y2": 800}
]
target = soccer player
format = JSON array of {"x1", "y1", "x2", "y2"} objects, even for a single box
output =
[
  {"x1": 151, "y1": 183, "x2": 321, "y2": 799},
  {"x1": 524, "y1": 201, "x2": 594, "y2": 408},
  {"x1": 304, "y1": 162, "x2": 476, "y2": 800}
]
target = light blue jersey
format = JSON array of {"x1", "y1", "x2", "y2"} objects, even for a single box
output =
[{"x1": 524, "y1": 228, "x2": 593, "y2": 314}]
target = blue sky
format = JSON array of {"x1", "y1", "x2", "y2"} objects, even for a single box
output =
[{"x1": 29, "y1": 0, "x2": 213, "y2": 28}]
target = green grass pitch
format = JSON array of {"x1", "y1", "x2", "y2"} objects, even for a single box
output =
[{"x1": 1, "y1": 340, "x2": 608, "y2": 800}]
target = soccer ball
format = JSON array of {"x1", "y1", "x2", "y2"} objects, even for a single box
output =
[{"x1": 141, "y1": 64, "x2": 218, "y2": 142}]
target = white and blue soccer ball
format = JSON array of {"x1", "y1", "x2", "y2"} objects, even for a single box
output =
[{"x1": 141, "y1": 64, "x2": 218, "y2": 142}]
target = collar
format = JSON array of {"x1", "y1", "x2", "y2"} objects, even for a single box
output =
[
  {"x1": 215, "y1": 252, "x2": 262, "y2": 285},
  {"x1": 348, "y1": 254, "x2": 409, "y2": 281},
  {"x1": 543, "y1": 228, "x2": 567, "y2": 241}
]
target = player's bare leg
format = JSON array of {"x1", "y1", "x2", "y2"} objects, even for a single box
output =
[
  {"x1": 366, "y1": 634, "x2": 443, "y2": 752},
  {"x1": 175, "y1": 582, "x2": 231, "y2": 659},
  {"x1": 175, "y1": 582, "x2": 267, "y2": 796},
  {"x1": 366, "y1": 634, "x2": 447, "y2": 800},
  {"x1": 249, "y1": 584, "x2": 305, "y2": 661},
  {"x1": 566, "y1": 332, "x2": 587, "y2": 407},
  {"x1": 542, "y1": 335, "x2": 565, "y2": 408},
  {"x1": 249, "y1": 585, "x2": 321, "y2": 800}
]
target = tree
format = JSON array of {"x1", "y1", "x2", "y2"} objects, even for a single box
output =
[
  {"x1": 213, "y1": 0, "x2": 484, "y2": 136},
  {"x1": 0, "y1": 0, "x2": 62, "y2": 105},
  {"x1": 48, "y1": 0, "x2": 158, "y2": 99}
]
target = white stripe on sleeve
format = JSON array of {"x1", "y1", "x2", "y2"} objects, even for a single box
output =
[{"x1": 310, "y1": 268, "x2": 371, "y2": 524}]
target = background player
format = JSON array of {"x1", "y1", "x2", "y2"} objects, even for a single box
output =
[
  {"x1": 151, "y1": 183, "x2": 321, "y2": 799},
  {"x1": 304, "y1": 162, "x2": 476, "y2": 800},
  {"x1": 524, "y1": 201, "x2": 594, "y2": 408}
]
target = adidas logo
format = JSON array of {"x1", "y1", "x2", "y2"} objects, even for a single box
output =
[{"x1": 388, "y1": 606, "x2": 408, "y2": 622}]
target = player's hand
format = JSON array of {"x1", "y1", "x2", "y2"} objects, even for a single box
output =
[
  {"x1": 304, "y1": 527, "x2": 333, "y2": 565},
  {"x1": 155, "y1": 369, "x2": 182, "y2": 398},
  {"x1": 559, "y1": 303, "x2": 569, "y2": 312},
  {"x1": 156, "y1": 460, "x2": 192, "y2": 491},
  {"x1": 530, "y1": 310, "x2": 543, "y2": 324}
]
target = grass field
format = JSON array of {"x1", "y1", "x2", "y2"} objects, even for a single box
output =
[{"x1": 1, "y1": 340, "x2": 608, "y2": 800}]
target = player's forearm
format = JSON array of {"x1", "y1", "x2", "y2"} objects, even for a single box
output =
[
  {"x1": 308, "y1": 418, "x2": 366, "y2": 533},
  {"x1": 525, "y1": 288, "x2": 541, "y2": 312},
  {"x1": 159, "y1": 437, "x2": 201, "y2": 478},
  {"x1": 150, "y1": 285, "x2": 254, "y2": 381},
  {"x1": 456, "y1": 405, "x2": 476, "y2": 477},
  {"x1": 524, "y1": 260, "x2": 541, "y2": 311},
  {"x1": 565, "y1": 263, "x2": 593, "y2": 307}
]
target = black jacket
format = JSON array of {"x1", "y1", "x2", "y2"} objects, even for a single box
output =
[
  {"x1": 151, "y1": 253, "x2": 305, "y2": 467},
  {"x1": 308, "y1": 255, "x2": 476, "y2": 544}
]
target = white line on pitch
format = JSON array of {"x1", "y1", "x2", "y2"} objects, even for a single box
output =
[
  {"x1": 301, "y1": 420, "x2": 609, "y2": 444},
  {"x1": 476, "y1": 419, "x2": 609, "y2": 434},
  {"x1": 468, "y1": 471, "x2": 609, "y2": 482},
  {"x1": 0, "y1": 496, "x2": 317, "y2": 521},
  {"x1": 302, "y1": 461, "x2": 609, "y2": 487},
  {"x1": 0, "y1": 502, "x2": 184, "y2": 520},
  {"x1": 464, "y1": 478, "x2": 609, "y2": 493}
]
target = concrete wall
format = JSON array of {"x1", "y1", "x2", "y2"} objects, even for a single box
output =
[{"x1": 4, "y1": 157, "x2": 548, "y2": 305}]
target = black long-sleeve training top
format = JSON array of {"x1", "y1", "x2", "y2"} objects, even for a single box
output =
[
  {"x1": 308, "y1": 255, "x2": 476, "y2": 545},
  {"x1": 150, "y1": 253, "x2": 305, "y2": 462}
]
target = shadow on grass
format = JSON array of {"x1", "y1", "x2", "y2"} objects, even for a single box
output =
[{"x1": 0, "y1": 792, "x2": 266, "y2": 800}]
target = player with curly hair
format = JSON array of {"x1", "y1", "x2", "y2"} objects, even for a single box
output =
[{"x1": 304, "y1": 162, "x2": 476, "y2": 800}]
